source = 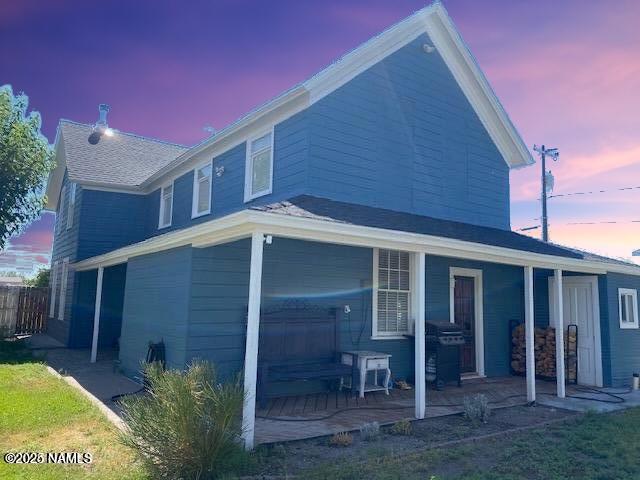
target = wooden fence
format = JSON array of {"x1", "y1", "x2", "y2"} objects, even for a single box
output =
[{"x1": 0, "y1": 286, "x2": 49, "y2": 337}]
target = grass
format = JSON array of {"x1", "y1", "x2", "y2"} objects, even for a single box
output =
[
  {"x1": 253, "y1": 408, "x2": 640, "y2": 479},
  {"x1": 0, "y1": 339, "x2": 147, "y2": 480}
]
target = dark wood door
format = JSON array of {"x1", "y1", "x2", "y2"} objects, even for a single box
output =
[{"x1": 453, "y1": 276, "x2": 476, "y2": 373}]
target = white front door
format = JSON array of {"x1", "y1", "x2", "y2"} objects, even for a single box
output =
[{"x1": 549, "y1": 276, "x2": 602, "y2": 387}]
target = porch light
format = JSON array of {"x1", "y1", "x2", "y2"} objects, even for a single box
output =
[{"x1": 88, "y1": 104, "x2": 116, "y2": 145}]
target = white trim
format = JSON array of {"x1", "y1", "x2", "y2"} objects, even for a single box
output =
[
  {"x1": 244, "y1": 127, "x2": 275, "y2": 202},
  {"x1": 66, "y1": 182, "x2": 76, "y2": 230},
  {"x1": 524, "y1": 266, "x2": 535, "y2": 402},
  {"x1": 191, "y1": 160, "x2": 213, "y2": 219},
  {"x1": 549, "y1": 275, "x2": 603, "y2": 387},
  {"x1": 413, "y1": 252, "x2": 426, "y2": 419},
  {"x1": 242, "y1": 232, "x2": 265, "y2": 450},
  {"x1": 72, "y1": 209, "x2": 640, "y2": 277},
  {"x1": 58, "y1": 258, "x2": 69, "y2": 321},
  {"x1": 90, "y1": 266, "x2": 104, "y2": 363},
  {"x1": 158, "y1": 181, "x2": 174, "y2": 229},
  {"x1": 618, "y1": 288, "x2": 639, "y2": 329},
  {"x1": 371, "y1": 248, "x2": 412, "y2": 339},
  {"x1": 49, "y1": 261, "x2": 59, "y2": 317},
  {"x1": 448, "y1": 267, "x2": 484, "y2": 377},
  {"x1": 554, "y1": 269, "x2": 565, "y2": 398}
]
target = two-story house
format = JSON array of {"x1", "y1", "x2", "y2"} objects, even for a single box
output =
[{"x1": 45, "y1": 2, "x2": 640, "y2": 448}]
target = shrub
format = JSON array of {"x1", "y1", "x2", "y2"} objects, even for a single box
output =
[
  {"x1": 360, "y1": 421, "x2": 381, "y2": 441},
  {"x1": 389, "y1": 419, "x2": 413, "y2": 436},
  {"x1": 463, "y1": 393, "x2": 491, "y2": 424},
  {"x1": 329, "y1": 432, "x2": 353, "y2": 447},
  {"x1": 119, "y1": 360, "x2": 245, "y2": 480}
]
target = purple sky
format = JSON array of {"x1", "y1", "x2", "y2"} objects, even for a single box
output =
[{"x1": 1, "y1": 0, "x2": 639, "y2": 275}]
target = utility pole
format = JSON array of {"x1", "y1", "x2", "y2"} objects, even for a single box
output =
[{"x1": 533, "y1": 145, "x2": 559, "y2": 242}]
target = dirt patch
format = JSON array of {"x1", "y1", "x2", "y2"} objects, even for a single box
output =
[{"x1": 252, "y1": 404, "x2": 577, "y2": 476}]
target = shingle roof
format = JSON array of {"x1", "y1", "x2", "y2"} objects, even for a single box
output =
[
  {"x1": 59, "y1": 120, "x2": 188, "y2": 187},
  {"x1": 252, "y1": 195, "x2": 593, "y2": 260}
]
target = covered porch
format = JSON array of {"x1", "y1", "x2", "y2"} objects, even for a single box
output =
[{"x1": 72, "y1": 197, "x2": 637, "y2": 449}]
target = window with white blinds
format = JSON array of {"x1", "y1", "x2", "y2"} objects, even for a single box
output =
[
  {"x1": 619, "y1": 288, "x2": 639, "y2": 329},
  {"x1": 374, "y1": 249, "x2": 411, "y2": 337},
  {"x1": 192, "y1": 162, "x2": 212, "y2": 218},
  {"x1": 49, "y1": 261, "x2": 59, "y2": 317},
  {"x1": 158, "y1": 183, "x2": 173, "y2": 228},
  {"x1": 244, "y1": 129, "x2": 273, "y2": 201}
]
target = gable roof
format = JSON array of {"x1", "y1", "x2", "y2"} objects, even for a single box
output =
[
  {"x1": 252, "y1": 196, "x2": 585, "y2": 260},
  {"x1": 46, "y1": 2, "x2": 533, "y2": 203},
  {"x1": 45, "y1": 121, "x2": 187, "y2": 210},
  {"x1": 143, "y1": 1, "x2": 533, "y2": 189}
]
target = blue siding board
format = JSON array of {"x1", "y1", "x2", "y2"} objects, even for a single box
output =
[
  {"x1": 119, "y1": 247, "x2": 193, "y2": 377},
  {"x1": 601, "y1": 272, "x2": 640, "y2": 387}
]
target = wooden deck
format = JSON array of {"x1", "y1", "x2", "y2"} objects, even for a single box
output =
[{"x1": 255, "y1": 376, "x2": 570, "y2": 444}]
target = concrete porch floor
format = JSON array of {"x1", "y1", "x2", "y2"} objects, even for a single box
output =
[{"x1": 255, "y1": 376, "x2": 575, "y2": 444}]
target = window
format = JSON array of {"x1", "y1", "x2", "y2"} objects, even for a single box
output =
[
  {"x1": 58, "y1": 258, "x2": 69, "y2": 321},
  {"x1": 244, "y1": 129, "x2": 273, "y2": 201},
  {"x1": 57, "y1": 184, "x2": 66, "y2": 234},
  {"x1": 619, "y1": 288, "x2": 638, "y2": 329},
  {"x1": 49, "y1": 261, "x2": 59, "y2": 317},
  {"x1": 192, "y1": 162, "x2": 212, "y2": 218},
  {"x1": 66, "y1": 183, "x2": 76, "y2": 230},
  {"x1": 158, "y1": 183, "x2": 173, "y2": 228},
  {"x1": 373, "y1": 249, "x2": 411, "y2": 338}
]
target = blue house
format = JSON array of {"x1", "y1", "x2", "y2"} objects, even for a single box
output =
[{"x1": 45, "y1": 3, "x2": 640, "y2": 448}]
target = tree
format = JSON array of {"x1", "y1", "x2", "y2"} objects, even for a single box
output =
[
  {"x1": 24, "y1": 267, "x2": 50, "y2": 287},
  {"x1": 0, "y1": 85, "x2": 54, "y2": 250}
]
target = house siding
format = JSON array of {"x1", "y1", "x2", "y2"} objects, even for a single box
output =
[
  {"x1": 306, "y1": 34, "x2": 510, "y2": 230},
  {"x1": 601, "y1": 272, "x2": 640, "y2": 387},
  {"x1": 119, "y1": 246, "x2": 192, "y2": 377},
  {"x1": 47, "y1": 173, "x2": 81, "y2": 345}
]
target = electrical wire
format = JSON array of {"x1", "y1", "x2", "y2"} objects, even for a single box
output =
[{"x1": 549, "y1": 185, "x2": 640, "y2": 199}]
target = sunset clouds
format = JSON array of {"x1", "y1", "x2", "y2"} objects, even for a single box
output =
[{"x1": 1, "y1": 0, "x2": 638, "y2": 274}]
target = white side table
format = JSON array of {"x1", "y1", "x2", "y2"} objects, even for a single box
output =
[{"x1": 341, "y1": 350, "x2": 392, "y2": 398}]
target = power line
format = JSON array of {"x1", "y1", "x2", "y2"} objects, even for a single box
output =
[
  {"x1": 515, "y1": 220, "x2": 640, "y2": 231},
  {"x1": 548, "y1": 185, "x2": 640, "y2": 199}
]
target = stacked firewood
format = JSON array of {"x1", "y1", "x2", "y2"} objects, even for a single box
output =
[{"x1": 511, "y1": 323, "x2": 577, "y2": 380}]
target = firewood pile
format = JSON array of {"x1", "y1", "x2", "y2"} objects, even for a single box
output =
[{"x1": 510, "y1": 323, "x2": 577, "y2": 380}]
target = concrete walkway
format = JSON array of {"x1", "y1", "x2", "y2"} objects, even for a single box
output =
[
  {"x1": 27, "y1": 334, "x2": 142, "y2": 417},
  {"x1": 538, "y1": 386, "x2": 640, "y2": 413}
]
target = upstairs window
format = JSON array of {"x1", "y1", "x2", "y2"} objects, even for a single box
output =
[
  {"x1": 158, "y1": 183, "x2": 173, "y2": 229},
  {"x1": 373, "y1": 249, "x2": 411, "y2": 338},
  {"x1": 66, "y1": 183, "x2": 76, "y2": 230},
  {"x1": 244, "y1": 129, "x2": 273, "y2": 201},
  {"x1": 619, "y1": 288, "x2": 639, "y2": 329},
  {"x1": 57, "y1": 184, "x2": 66, "y2": 234},
  {"x1": 192, "y1": 162, "x2": 212, "y2": 218}
]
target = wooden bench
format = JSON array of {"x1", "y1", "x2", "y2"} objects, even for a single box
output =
[{"x1": 256, "y1": 305, "x2": 357, "y2": 408}]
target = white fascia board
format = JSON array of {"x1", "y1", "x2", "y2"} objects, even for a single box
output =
[{"x1": 74, "y1": 206, "x2": 640, "y2": 277}]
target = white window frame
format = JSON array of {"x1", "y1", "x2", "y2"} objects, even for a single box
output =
[
  {"x1": 372, "y1": 248, "x2": 412, "y2": 339},
  {"x1": 191, "y1": 161, "x2": 213, "y2": 218},
  {"x1": 158, "y1": 181, "x2": 174, "y2": 229},
  {"x1": 244, "y1": 127, "x2": 274, "y2": 202},
  {"x1": 57, "y1": 184, "x2": 66, "y2": 234},
  {"x1": 57, "y1": 258, "x2": 69, "y2": 321},
  {"x1": 66, "y1": 182, "x2": 76, "y2": 230},
  {"x1": 49, "y1": 261, "x2": 59, "y2": 317},
  {"x1": 618, "y1": 288, "x2": 639, "y2": 329}
]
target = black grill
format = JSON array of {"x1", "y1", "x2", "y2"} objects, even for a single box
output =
[{"x1": 426, "y1": 321, "x2": 465, "y2": 389}]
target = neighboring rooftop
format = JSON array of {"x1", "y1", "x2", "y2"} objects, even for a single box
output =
[
  {"x1": 58, "y1": 120, "x2": 188, "y2": 188},
  {"x1": 0, "y1": 276, "x2": 24, "y2": 286}
]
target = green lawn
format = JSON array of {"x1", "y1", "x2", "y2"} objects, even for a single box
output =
[
  {"x1": 274, "y1": 408, "x2": 640, "y2": 479},
  {"x1": 0, "y1": 340, "x2": 147, "y2": 480}
]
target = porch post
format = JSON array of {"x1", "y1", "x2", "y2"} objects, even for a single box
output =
[
  {"x1": 524, "y1": 266, "x2": 535, "y2": 402},
  {"x1": 90, "y1": 266, "x2": 104, "y2": 363},
  {"x1": 554, "y1": 269, "x2": 566, "y2": 398},
  {"x1": 242, "y1": 232, "x2": 265, "y2": 450},
  {"x1": 413, "y1": 252, "x2": 426, "y2": 419}
]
